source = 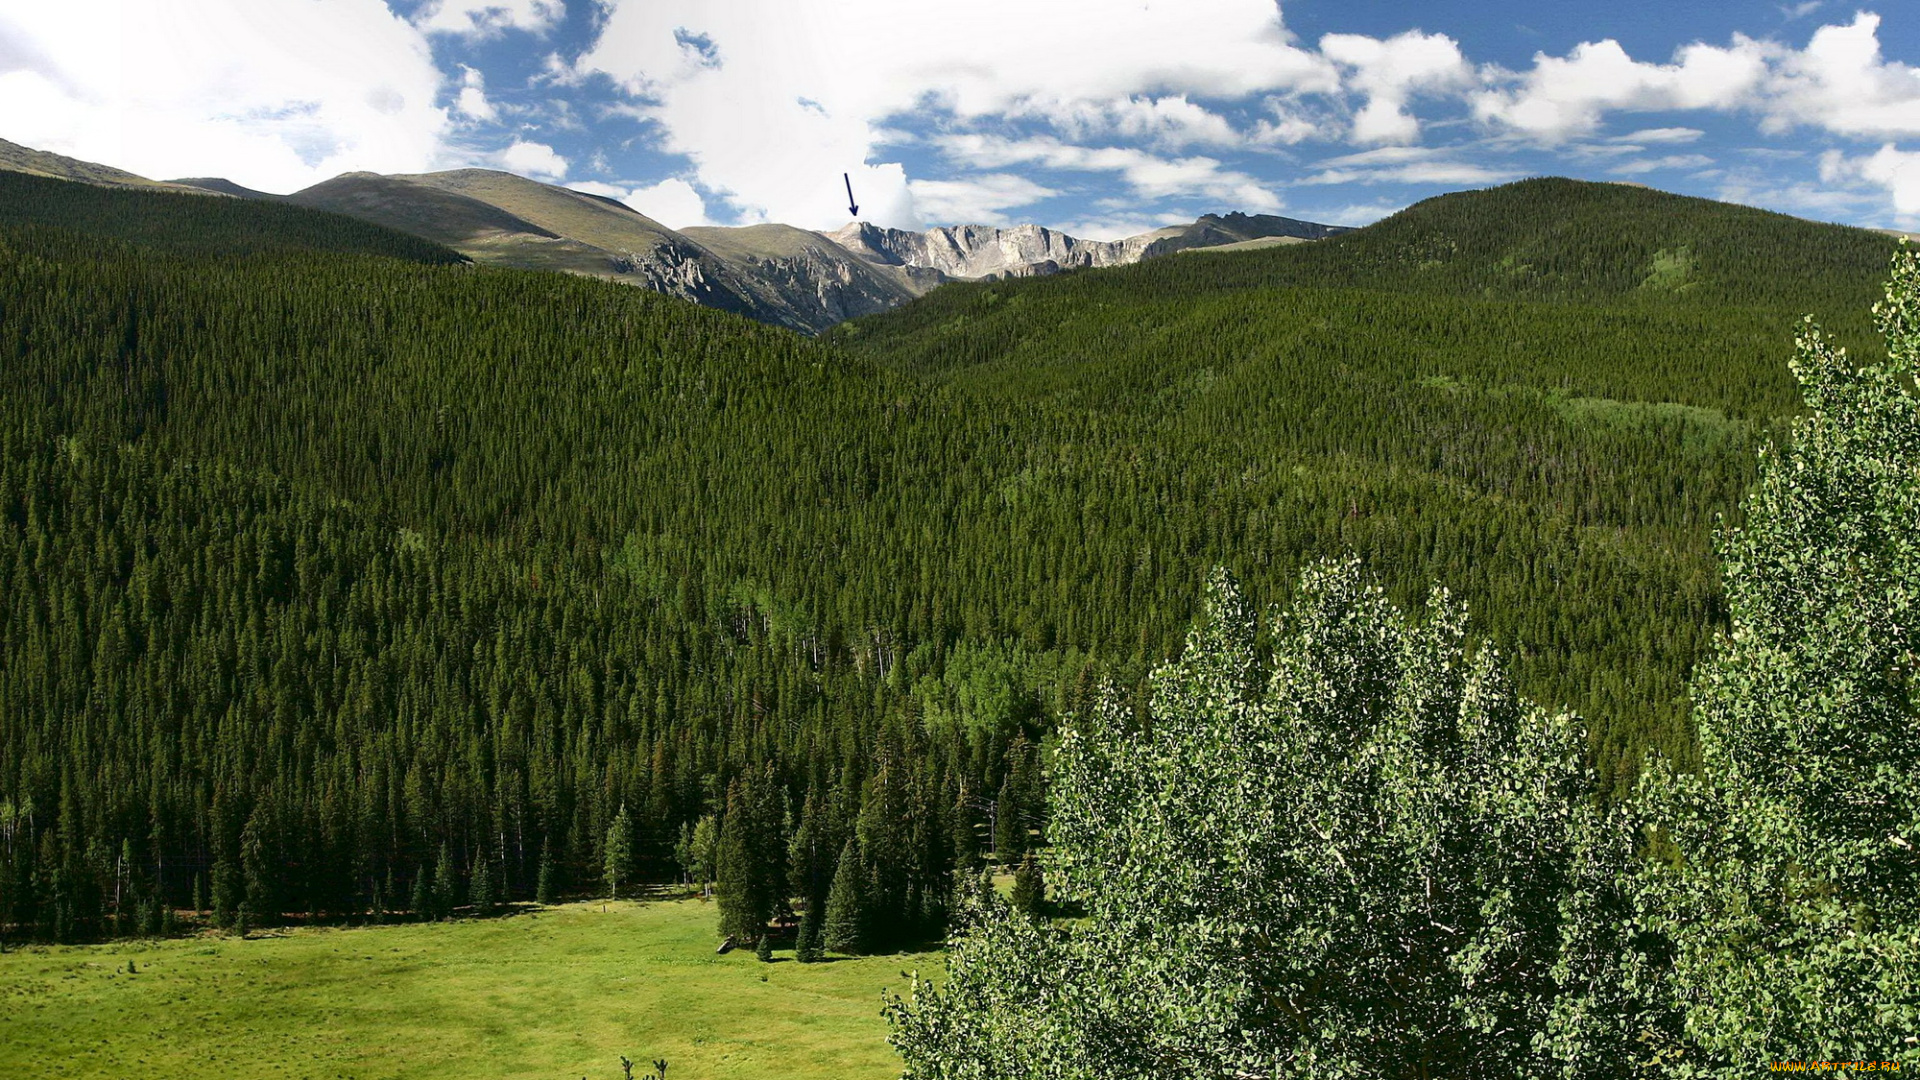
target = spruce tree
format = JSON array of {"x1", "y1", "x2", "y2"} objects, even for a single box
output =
[
  {"x1": 1009, "y1": 851, "x2": 1043, "y2": 918},
  {"x1": 469, "y1": 856, "x2": 494, "y2": 917},
  {"x1": 604, "y1": 805, "x2": 633, "y2": 901},
  {"x1": 755, "y1": 933, "x2": 774, "y2": 963},
  {"x1": 822, "y1": 838, "x2": 867, "y2": 955},
  {"x1": 536, "y1": 840, "x2": 556, "y2": 905},
  {"x1": 409, "y1": 865, "x2": 430, "y2": 922},
  {"x1": 432, "y1": 843, "x2": 457, "y2": 919},
  {"x1": 795, "y1": 902, "x2": 824, "y2": 963}
]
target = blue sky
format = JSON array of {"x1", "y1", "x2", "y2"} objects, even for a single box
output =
[{"x1": 3, "y1": 1, "x2": 1917, "y2": 237}]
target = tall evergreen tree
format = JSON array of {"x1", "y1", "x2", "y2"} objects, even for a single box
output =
[
  {"x1": 605, "y1": 805, "x2": 634, "y2": 901},
  {"x1": 822, "y1": 838, "x2": 868, "y2": 956}
]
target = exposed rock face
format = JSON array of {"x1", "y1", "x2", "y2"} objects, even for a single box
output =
[
  {"x1": 829, "y1": 222, "x2": 1155, "y2": 280},
  {"x1": 0, "y1": 136, "x2": 1351, "y2": 333}
]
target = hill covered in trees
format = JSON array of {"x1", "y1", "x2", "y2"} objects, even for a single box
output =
[{"x1": 0, "y1": 173, "x2": 1900, "y2": 956}]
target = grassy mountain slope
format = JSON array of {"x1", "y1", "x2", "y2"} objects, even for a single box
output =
[
  {"x1": 0, "y1": 168, "x2": 465, "y2": 262},
  {"x1": 0, "y1": 137, "x2": 190, "y2": 189}
]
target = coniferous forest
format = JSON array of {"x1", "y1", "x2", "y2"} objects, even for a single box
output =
[{"x1": 0, "y1": 171, "x2": 1911, "y2": 1067}]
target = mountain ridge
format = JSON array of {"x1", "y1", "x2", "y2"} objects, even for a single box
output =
[{"x1": 0, "y1": 139, "x2": 1349, "y2": 331}]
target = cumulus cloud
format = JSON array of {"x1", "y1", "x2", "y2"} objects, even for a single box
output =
[
  {"x1": 934, "y1": 134, "x2": 1283, "y2": 213},
  {"x1": 564, "y1": 177, "x2": 712, "y2": 227},
  {"x1": 908, "y1": 174, "x2": 1060, "y2": 225},
  {"x1": 455, "y1": 65, "x2": 496, "y2": 121},
  {"x1": 1320, "y1": 30, "x2": 1474, "y2": 145},
  {"x1": 0, "y1": 0, "x2": 452, "y2": 193},
  {"x1": 1821, "y1": 144, "x2": 1920, "y2": 219},
  {"x1": 1474, "y1": 38, "x2": 1768, "y2": 140},
  {"x1": 1760, "y1": 13, "x2": 1920, "y2": 138},
  {"x1": 499, "y1": 139, "x2": 567, "y2": 179},
  {"x1": 413, "y1": 0, "x2": 564, "y2": 38},
  {"x1": 573, "y1": 0, "x2": 1335, "y2": 228},
  {"x1": 1475, "y1": 13, "x2": 1920, "y2": 142}
]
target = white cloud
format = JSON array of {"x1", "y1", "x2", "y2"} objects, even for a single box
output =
[
  {"x1": 1302, "y1": 145, "x2": 1521, "y2": 186},
  {"x1": 1034, "y1": 95, "x2": 1242, "y2": 150},
  {"x1": 621, "y1": 177, "x2": 712, "y2": 228},
  {"x1": 0, "y1": 0, "x2": 452, "y2": 193},
  {"x1": 563, "y1": 177, "x2": 712, "y2": 227},
  {"x1": 413, "y1": 0, "x2": 563, "y2": 38},
  {"x1": 1476, "y1": 13, "x2": 1920, "y2": 143},
  {"x1": 499, "y1": 139, "x2": 567, "y2": 180},
  {"x1": 1821, "y1": 144, "x2": 1920, "y2": 219},
  {"x1": 1608, "y1": 153, "x2": 1716, "y2": 176},
  {"x1": 1474, "y1": 37, "x2": 1769, "y2": 141},
  {"x1": 573, "y1": 0, "x2": 1335, "y2": 228},
  {"x1": 908, "y1": 174, "x2": 1059, "y2": 225},
  {"x1": 1760, "y1": 13, "x2": 1920, "y2": 138},
  {"x1": 455, "y1": 65, "x2": 496, "y2": 121},
  {"x1": 935, "y1": 134, "x2": 1283, "y2": 213},
  {"x1": 1618, "y1": 127, "x2": 1705, "y2": 144},
  {"x1": 1320, "y1": 30, "x2": 1474, "y2": 145}
]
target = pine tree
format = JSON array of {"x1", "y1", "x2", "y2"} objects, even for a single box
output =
[
  {"x1": 210, "y1": 857, "x2": 239, "y2": 929},
  {"x1": 795, "y1": 902, "x2": 824, "y2": 963},
  {"x1": 410, "y1": 865, "x2": 430, "y2": 922},
  {"x1": 535, "y1": 840, "x2": 556, "y2": 905},
  {"x1": 755, "y1": 933, "x2": 774, "y2": 963},
  {"x1": 1009, "y1": 851, "x2": 1043, "y2": 918},
  {"x1": 604, "y1": 804, "x2": 633, "y2": 901},
  {"x1": 431, "y1": 843, "x2": 457, "y2": 920},
  {"x1": 716, "y1": 781, "x2": 771, "y2": 943},
  {"x1": 822, "y1": 838, "x2": 867, "y2": 955},
  {"x1": 469, "y1": 856, "x2": 494, "y2": 917}
]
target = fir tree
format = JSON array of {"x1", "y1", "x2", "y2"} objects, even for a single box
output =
[
  {"x1": 822, "y1": 838, "x2": 867, "y2": 955},
  {"x1": 536, "y1": 840, "x2": 556, "y2": 905},
  {"x1": 794, "y1": 902, "x2": 824, "y2": 963},
  {"x1": 469, "y1": 856, "x2": 494, "y2": 917},
  {"x1": 1009, "y1": 852, "x2": 1043, "y2": 918},
  {"x1": 605, "y1": 805, "x2": 633, "y2": 901}
]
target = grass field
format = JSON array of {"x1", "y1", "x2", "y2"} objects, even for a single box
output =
[{"x1": 0, "y1": 898, "x2": 937, "y2": 1080}]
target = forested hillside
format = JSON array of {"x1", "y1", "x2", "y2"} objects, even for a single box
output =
[
  {"x1": 834, "y1": 177, "x2": 1898, "y2": 785},
  {"x1": 0, "y1": 175, "x2": 1899, "y2": 945}
]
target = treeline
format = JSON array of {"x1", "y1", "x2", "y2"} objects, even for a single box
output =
[{"x1": 0, "y1": 175, "x2": 1899, "y2": 944}]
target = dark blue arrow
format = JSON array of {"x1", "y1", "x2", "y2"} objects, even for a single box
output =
[{"x1": 843, "y1": 172, "x2": 859, "y2": 218}]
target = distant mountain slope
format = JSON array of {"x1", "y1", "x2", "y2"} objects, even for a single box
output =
[
  {"x1": 167, "y1": 177, "x2": 284, "y2": 200},
  {"x1": 0, "y1": 168, "x2": 465, "y2": 262},
  {"x1": 0, "y1": 138, "x2": 1349, "y2": 331},
  {"x1": 0, "y1": 137, "x2": 195, "y2": 190}
]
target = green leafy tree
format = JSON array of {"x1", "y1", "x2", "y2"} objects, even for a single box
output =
[
  {"x1": 605, "y1": 805, "x2": 634, "y2": 901},
  {"x1": 1638, "y1": 248, "x2": 1920, "y2": 1068},
  {"x1": 690, "y1": 815, "x2": 718, "y2": 898},
  {"x1": 888, "y1": 563, "x2": 1641, "y2": 1078}
]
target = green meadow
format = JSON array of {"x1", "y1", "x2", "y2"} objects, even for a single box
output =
[{"x1": 0, "y1": 899, "x2": 936, "y2": 1080}]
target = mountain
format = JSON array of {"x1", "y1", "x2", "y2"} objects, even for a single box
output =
[
  {"x1": 0, "y1": 167, "x2": 463, "y2": 262},
  {"x1": 167, "y1": 176, "x2": 283, "y2": 200},
  {"x1": 0, "y1": 158, "x2": 1904, "y2": 963},
  {"x1": 0, "y1": 138, "x2": 1350, "y2": 332},
  {"x1": 0, "y1": 136, "x2": 199, "y2": 190}
]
